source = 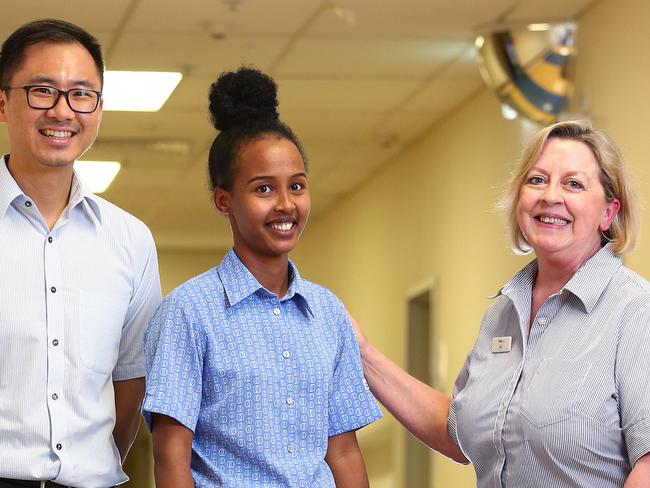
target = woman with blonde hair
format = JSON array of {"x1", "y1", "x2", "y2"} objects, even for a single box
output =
[{"x1": 353, "y1": 120, "x2": 650, "y2": 487}]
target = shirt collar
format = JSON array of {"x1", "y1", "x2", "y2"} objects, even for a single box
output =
[
  {"x1": 70, "y1": 169, "x2": 103, "y2": 226},
  {"x1": 0, "y1": 155, "x2": 23, "y2": 218},
  {"x1": 562, "y1": 245, "x2": 622, "y2": 313},
  {"x1": 0, "y1": 155, "x2": 103, "y2": 226},
  {"x1": 494, "y1": 244, "x2": 621, "y2": 313},
  {"x1": 217, "y1": 248, "x2": 313, "y2": 317}
]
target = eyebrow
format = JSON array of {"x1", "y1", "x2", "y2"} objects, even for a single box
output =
[
  {"x1": 25, "y1": 76, "x2": 99, "y2": 89},
  {"x1": 247, "y1": 172, "x2": 308, "y2": 184},
  {"x1": 527, "y1": 166, "x2": 590, "y2": 178}
]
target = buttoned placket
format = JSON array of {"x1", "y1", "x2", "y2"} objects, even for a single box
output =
[
  {"x1": 45, "y1": 227, "x2": 68, "y2": 466},
  {"x1": 22, "y1": 197, "x2": 70, "y2": 465},
  {"x1": 493, "y1": 291, "x2": 564, "y2": 486},
  {"x1": 271, "y1": 297, "x2": 298, "y2": 456}
]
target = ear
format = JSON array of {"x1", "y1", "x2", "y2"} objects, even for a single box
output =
[
  {"x1": 213, "y1": 186, "x2": 231, "y2": 215},
  {"x1": 600, "y1": 197, "x2": 621, "y2": 231},
  {"x1": 0, "y1": 91, "x2": 8, "y2": 122}
]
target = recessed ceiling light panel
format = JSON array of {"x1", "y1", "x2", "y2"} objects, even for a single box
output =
[
  {"x1": 102, "y1": 71, "x2": 182, "y2": 112},
  {"x1": 74, "y1": 161, "x2": 121, "y2": 193}
]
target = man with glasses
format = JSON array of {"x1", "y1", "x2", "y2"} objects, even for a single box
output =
[{"x1": 0, "y1": 19, "x2": 161, "y2": 488}]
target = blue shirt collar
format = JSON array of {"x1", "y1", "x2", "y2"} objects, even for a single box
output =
[
  {"x1": 495, "y1": 244, "x2": 622, "y2": 313},
  {"x1": 217, "y1": 248, "x2": 313, "y2": 317},
  {"x1": 0, "y1": 155, "x2": 103, "y2": 226}
]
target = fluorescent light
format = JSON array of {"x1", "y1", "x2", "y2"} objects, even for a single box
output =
[
  {"x1": 102, "y1": 71, "x2": 182, "y2": 112},
  {"x1": 74, "y1": 161, "x2": 121, "y2": 193},
  {"x1": 527, "y1": 23, "x2": 552, "y2": 32}
]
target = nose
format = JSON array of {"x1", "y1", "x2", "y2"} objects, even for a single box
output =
[
  {"x1": 541, "y1": 181, "x2": 562, "y2": 204},
  {"x1": 274, "y1": 188, "x2": 295, "y2": 212},
  {"x1": 46, "y1": 93, "x2": 75, "y2": 120}
]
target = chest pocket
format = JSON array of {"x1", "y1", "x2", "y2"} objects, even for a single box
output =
[
  {"x1": 521, "y1": 358, "x2": 591, "y2": 428},
  {"x1": 79, "y1": 290, "x2": 129, "y2": 374}
]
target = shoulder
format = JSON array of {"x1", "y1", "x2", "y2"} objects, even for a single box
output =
[
  {"x1": 608, "y1": 265, "x2": 650, "y2": 305},
  {"x1": 166, "y1": 267, "x2": 223, "y2": 309},
  {"x1": 610, "y1": 265, "x2": 650, "y2": 318},
  {"x1": 298, "y1": 277, "x2": 346, "y2": 312},
  {"x1": 90, "y1": 195, "x2": 154, "y2": 244}
]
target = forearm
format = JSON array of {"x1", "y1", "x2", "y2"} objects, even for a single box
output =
[
  {"x1": 154, "y1": 458, "x2": 195, "y2": 488},
  {"x1": 326, "y1": 432, "x2": 369, "y2": 488},
  {"x1": 152, "y1": 413, "x2": 195, "y2": 488},
  {"x1": 360, "y1": 341, "x2": 467, "y2": 463},
  {"x1": 113, "y1": 378, "x2": 145, "y2": 462},
  {"x1": 625, "y1": 453, "x2": 650, "y2": 487}
]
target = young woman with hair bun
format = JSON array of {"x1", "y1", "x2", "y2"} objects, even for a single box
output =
[{"x1": 142, "y1": 67, "x2": 381, "y2": 488}]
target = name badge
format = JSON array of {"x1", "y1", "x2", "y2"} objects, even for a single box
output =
[{"x1": 491, "y1": 336, "x2": 512, "y2": 353}]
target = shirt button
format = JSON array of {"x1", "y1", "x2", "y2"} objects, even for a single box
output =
[
  {"x1": 538, "y1": 316, "x2": 547, "y2": 325},
  {"x1": 48, "y1": 236, "x2": 53, "y2": 243},
  {"x1": 287, "y1": 445, "x2": 294, "y2": 453},
  {"x1": 52, "y1": 393, "x2": 58, "y2": 400},
  {"x1": 286, "y1": 397, "x2": 294, "y2": 405},
  {"x1": 25, "y1": 201, "x2": 32, "y2": 207},
  {"x1": 50, "y1": 286, "x2": 57, "y2": 293},
  {"x1": 282, "y1": 351, "x2": 291, "y2": 359},
  {"x1": 52, "y1": 339, "x2": 59, "y2": 346},
  {"x1": 56, "y1": 443, "x2": 62, "y2": 450},
  {"x1": 273, "y1": 307, "x2": 280, "y2": 315}
]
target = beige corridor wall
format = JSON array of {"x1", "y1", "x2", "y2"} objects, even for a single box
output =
[{"x1": 291, "y1": 0, "x2": 650, "y2": 485}]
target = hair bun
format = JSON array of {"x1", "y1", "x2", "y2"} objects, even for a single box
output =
[{"x1": 209, "y1": 67, "x2": 279, "y2": 131}]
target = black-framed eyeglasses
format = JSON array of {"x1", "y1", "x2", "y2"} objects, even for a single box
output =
[{"x1": 2, "y1": 85, "x2": 102, "y2": 113}]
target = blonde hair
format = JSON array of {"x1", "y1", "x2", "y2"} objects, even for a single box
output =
[{"x1": 500, "y1": 120, "x2": 639, "y2": 256}]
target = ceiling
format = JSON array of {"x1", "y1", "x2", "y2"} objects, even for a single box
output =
[{"x1": 0, "y1": 0, "x2": 593, "y2": 250}]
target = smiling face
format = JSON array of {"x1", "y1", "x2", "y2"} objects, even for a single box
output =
[
  {"x1": 516, "y1": 138, "x2": 620, "y2": 267},
  {"x1": 0, "y1": 41, "x2": 103, "y2": 172},
  {"x1": 214, "y1": 135, "x2": 311, "y2": 264}
]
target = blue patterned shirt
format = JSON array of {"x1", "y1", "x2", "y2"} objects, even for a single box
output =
[{"x1": 143, "y1": 249, "x2": 381, "y2": 487}]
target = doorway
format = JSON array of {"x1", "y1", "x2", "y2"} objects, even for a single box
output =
[{"x1": 405, "y1": 288, "x2": 435, "y2": 487}]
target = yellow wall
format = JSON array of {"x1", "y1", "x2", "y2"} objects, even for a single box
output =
[
  {"x1": 291, "y1": 0, "x2": 650, "y2": 485},
  {"x1": 571, "y1": 0, "x2": 650, "y2": 275}
]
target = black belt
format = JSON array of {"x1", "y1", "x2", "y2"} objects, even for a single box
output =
[
  {"x1": 0, "y1": 480, "x2": 71, "y2": 488},
  {"x1": 0, "y1": 479, "x2": 116, "y2": 488}
]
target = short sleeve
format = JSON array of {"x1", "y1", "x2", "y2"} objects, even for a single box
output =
[
  {"x1": 142, "y1": 294, "x2": 204, "y2": 432},
  {"x1": 328, "y1": 307, "x2": 382, "y2": 436},
  {"x1": 617, "y1": 303, "x2": 650, "y2": 465},
  {"x1": 113, "y1": 226, "x2": 162, "y2": 380},
  {"x1": 448, "y1": 354, "x2": 471, "y2": 446}
]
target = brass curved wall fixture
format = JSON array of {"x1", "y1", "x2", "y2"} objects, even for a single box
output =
[{"x1": 476, "y1": 23, "x2": 577, "y2": 124}]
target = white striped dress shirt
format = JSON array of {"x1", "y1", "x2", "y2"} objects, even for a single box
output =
[
  {"x1": 449, "y1": 244, "x2": 650, "y2": 487},
  {"x1": 0, "y1": 156, "x2": 161, "y2": 487}
]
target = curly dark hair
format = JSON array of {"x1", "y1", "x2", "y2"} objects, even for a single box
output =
[{"x1": 207, "y1": 66, "x2": 307, "y2": 191}]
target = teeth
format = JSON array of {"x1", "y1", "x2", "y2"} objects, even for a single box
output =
[
  {"x1": 270, "y1": 222, "x2": 293, "y2": 231},
  {"x1": 42, "y1": 129, "x2": 72, "y2": 138},
  {"x1": 539, "y1": 216, "x2": 568, "y2": 225}
]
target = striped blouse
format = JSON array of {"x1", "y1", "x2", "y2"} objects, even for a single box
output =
[{"x1": 449, "y1": 245, "x2": 650, "y2": 487}]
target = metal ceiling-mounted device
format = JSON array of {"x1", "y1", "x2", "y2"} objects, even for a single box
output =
[{"x1": 475, "y1": 23, "x2": 577, "y2": 124}]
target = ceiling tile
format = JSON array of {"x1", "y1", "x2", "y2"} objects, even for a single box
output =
[
  {"x1": 106, "y1": 32, "x2": 289, "y2": 75},
  {"x1": 127, "y1": 0, "x2": 322, "y2": 35},
  {"x1": 279, "y1": 79, "x2": 420, "y2": 111},
  {"x1": 274, "y1": 38, "x2": 467, "y2": 79},
  {"x1": 0, "y1": 2, "x2": 134, "y2": 32},
  {"x1": 305, "y1": 0, "x2": 517, "y2": 38}
]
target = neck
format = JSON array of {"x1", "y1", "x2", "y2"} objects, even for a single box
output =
[
  {"x1": 534, "y1": 243, "x2": 601, "y2": 294},
  {"x1": 234, "y1": 247, "x2": 290, "y2": 297},
  {"x1": 6, "y1": 155, "x2": 73, "y2": 230}
]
